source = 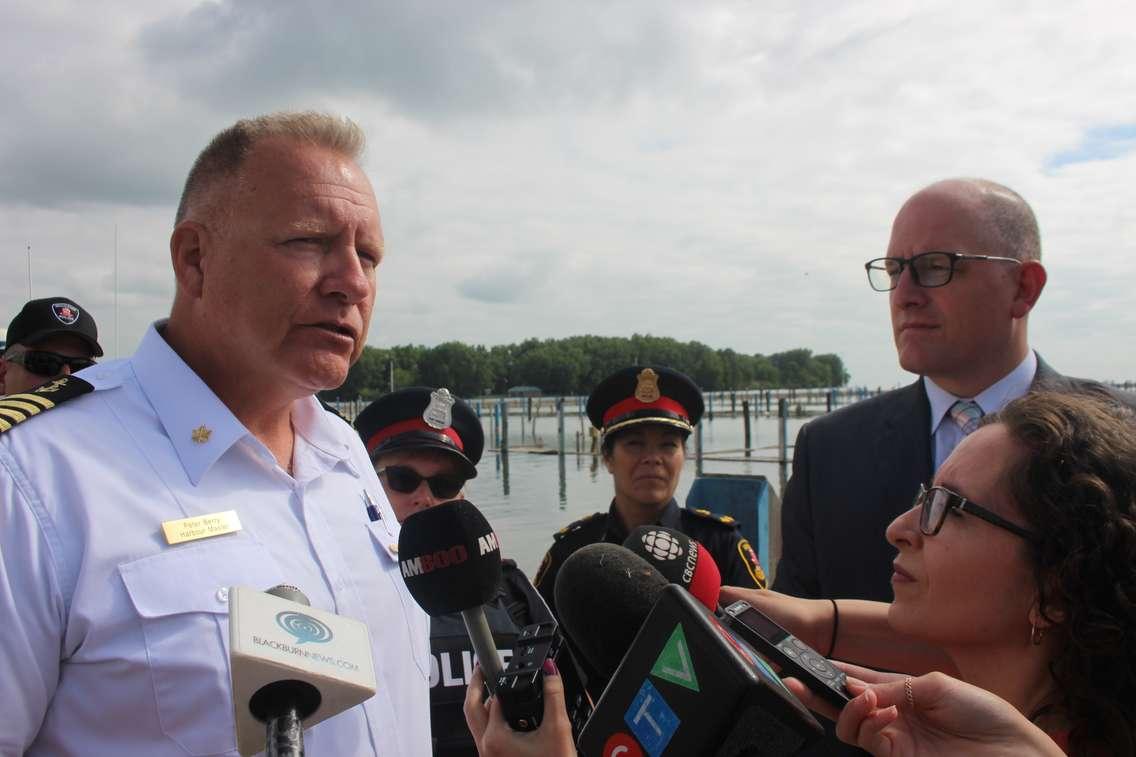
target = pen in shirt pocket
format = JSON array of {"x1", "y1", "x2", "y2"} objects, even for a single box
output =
[{"x1": 363, "y1": 490, "x2": 381, "y2": 522}]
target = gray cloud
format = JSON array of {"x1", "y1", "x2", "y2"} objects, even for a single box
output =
[{"x1": 136, "y1": 0, "x2": 690, "y2": 118}]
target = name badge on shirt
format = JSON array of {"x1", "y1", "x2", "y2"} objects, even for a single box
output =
[{"x1": 161, "y1": 510, "x2": 243, "y2": 545}]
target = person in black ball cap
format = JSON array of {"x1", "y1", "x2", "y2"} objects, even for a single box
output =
[
  {"x1": 1, "y1": 296, "x2": 103, "y2": 396},
  {"x1": 355, "y1": 387, "x2": 553, "y2": 757},
  {"x1": 534, "y1": 366, "x2": 767, "y2": 633}
]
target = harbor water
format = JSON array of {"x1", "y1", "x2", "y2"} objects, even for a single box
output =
[{"x1": 461, "y1": 410, "x2": 812, "y2": 578}]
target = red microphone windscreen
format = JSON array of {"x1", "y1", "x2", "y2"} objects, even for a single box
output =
[
  {"x1": 622, "y1": 526, "x2": 720, "y2": 611},
  {"x1": 689, "y1": 542, "x2": 722, "y2": 609}
]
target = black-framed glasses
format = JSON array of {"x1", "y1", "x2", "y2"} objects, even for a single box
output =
[
  {"x1": 914, "y1": 484, "x2": 1034, "y2": 539},
  {"x1": 865, "y1": 251, "x2": 1022, "y2": 292},
  {"x1": 377, "y1": 466, "x2": 466, "y2": 499},
  {"x1": 3, "y1": 350, "x2": 96, "y2": 377}
]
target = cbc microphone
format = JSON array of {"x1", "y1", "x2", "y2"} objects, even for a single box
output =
[
  {"x1": 555, "y1": 544, "x2": 822, "y2": 756},
  {"x1": 397, "y1": 499, "x2": 505, "y2": 693},
  {"x1": 228, "y1": 584, "x2": 377, "y2": 757},
  {"x1": 622, "y1": 526, "x2": 722, "y2": 611}
]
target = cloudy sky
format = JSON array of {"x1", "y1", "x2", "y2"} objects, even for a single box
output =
[{"x1": 3, "y1": 0, "x2": 1134, "y2": 388}]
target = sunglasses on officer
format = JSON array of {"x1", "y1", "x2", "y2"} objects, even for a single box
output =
[
  {"x1": 377, "y1": 465, "x2": 466, "y2": 499},
  {"x1": 4, "y1": 349, "x2": 96, "y2": 377},
  {"x1": 914, "y1": 483, "x2": 1034, "y2": 540}
]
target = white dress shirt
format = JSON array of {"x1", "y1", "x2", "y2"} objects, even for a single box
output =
[
  {"x1": 0, "y1": 323, "x2": 430, "y2": 756},
  {"x1": 925, "y1": 350, "x2": 1038, "y2": 471}
]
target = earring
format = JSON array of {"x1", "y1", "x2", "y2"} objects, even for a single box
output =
[{"x1": 1030, "y1": 623, "x2": 1045, "y2": 646}]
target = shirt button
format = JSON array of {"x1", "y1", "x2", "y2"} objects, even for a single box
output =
[{"x1": 216, "y1": 587, "x2": 230, "y2": 603}]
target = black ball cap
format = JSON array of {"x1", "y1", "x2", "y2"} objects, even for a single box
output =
[
  {"x1": 398, "y1": 499, "x2": 502, "y2": 615},
  {"x1": 586, "y1": 365, "x2": 704, "y2": 438},
  {"x1": 6, "y1": 296, "x2": 103, "y2": 357},
  {"x1": 355, "y1": 387, "x2": 483, "y2": 479}
]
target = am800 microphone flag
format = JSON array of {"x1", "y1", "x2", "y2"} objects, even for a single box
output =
[{"x1": 397, "y1": 499, "x2": 502, "y2": 615}]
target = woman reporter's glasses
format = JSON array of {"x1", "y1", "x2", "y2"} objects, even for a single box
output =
[
  {"x1": 864, "y1": 251, "x2": 1022, "y2": 292},
  {"x1": 377, "y1": 466, "x2": 465, "y2": 499},
  {"x1": 4, "y1": 350, "x2": 96, "y2": 377},
  {"x1": 914, "y1": 484, "x2": 1034, "y2": 539}
]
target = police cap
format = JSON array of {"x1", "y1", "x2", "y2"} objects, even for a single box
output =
[
  {"x1": 355, "y1": 387, "x2": 483, "y2": 479},
  {"x1": 586, "y1": 366, "x2": 704, "y2": 438}
]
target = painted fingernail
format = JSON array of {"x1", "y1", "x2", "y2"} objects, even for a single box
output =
[{"x1": 542, "y1": 658, "x2": 560, "y2": 676}]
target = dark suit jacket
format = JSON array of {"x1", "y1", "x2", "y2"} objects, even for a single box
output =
[{"x1": 774, "y1": 355, "x2": 1131, "y2": 602}]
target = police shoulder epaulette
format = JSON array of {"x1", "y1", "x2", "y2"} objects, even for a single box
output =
[
  {"x1": 0, "y1": 376, "x2": 94, "y2": 434},
  {"x1": 553, "y1": 512, "x2": 605, "y2": 541},
  {"x1": 687, "y1": 507, "x2": 737, "y2": 527}
]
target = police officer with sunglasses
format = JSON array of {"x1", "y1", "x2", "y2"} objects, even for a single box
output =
[
  {"x1": 1, "y1": 296, "x2": 103, "y2": 396},
  {"x1": 356, "y1": 387, "x2": 554, "y2": 757}
]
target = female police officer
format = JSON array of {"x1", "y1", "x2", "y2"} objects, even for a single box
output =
[
  {"x1": 533, "y1": 366, "x2": 766, "y2": 620},
  {"x1": 356, "y1": 387, "x2": 552, "y2": 757}
]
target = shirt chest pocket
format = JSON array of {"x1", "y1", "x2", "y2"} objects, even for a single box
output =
[
  {"x1": 119, "y1": 539, "x2": 285, "y2": 756},
  {"x1": 366, "y1": 520, "x2": 431, "y2": 679}
]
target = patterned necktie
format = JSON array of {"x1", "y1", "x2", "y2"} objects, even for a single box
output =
[{"x1": 949, "y1": 399, "x2": 985, "y2": 436}]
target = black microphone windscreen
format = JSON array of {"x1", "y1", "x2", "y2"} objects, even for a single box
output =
[
  {"x1": 553, "y1": 543, "x2": 669, "y2": 679},
  {"x1": 398, "y1": 499, "x2": 502, "y2": 615}
]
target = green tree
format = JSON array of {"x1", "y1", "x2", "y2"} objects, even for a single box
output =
[
  {"x1": 813, "y1": 353, "x2": 850, "y2": 387},
  {"x1": 324, "y1": 334, "x2": 849, "y2": 398},
  {"x1": 417, "y1": 342, "x2": 493, "y2": 397}
]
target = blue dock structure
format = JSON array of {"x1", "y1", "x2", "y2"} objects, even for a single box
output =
[{"x1": 685, "y1": 473, "x2": 781, "y2": 585}]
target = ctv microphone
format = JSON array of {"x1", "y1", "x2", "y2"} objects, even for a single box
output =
[
  {"x1": 623, "y1": 526, "x2": 721, "y2": 611},
  {"x1": 556, "y1": 544, "x2": 823, "y2": 756},
  {"x1": 229, "y1": 584, "x2": 377, "y2": 757},
  {"x1": 397, "y1": 499, "x2": 506, "y2": 693}
]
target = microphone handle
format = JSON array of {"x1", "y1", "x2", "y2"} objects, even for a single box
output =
[
  {"x1": 265, "y1": 706, "x2": 304, "y2": 757},
  {"x1": 462, "y1": 606, "x2": 504, "y2": 695}
]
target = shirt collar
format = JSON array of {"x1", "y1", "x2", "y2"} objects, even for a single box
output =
[
  {"x1": 290, "y1": 395, "x2": 362, "y2": 482},
  {"x1": 131, "y1": 322, "x2": 248, "y2": 485},
  {"x1": 925, "y1": 350, "x2": 1038, "y2": 435},
  {"x1": 130, "y1": 321, "x2": 360, "y2": 485}
]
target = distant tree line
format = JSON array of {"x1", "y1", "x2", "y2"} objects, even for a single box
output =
[{"x1": 321, "y1": 334, "x2": 849, "y2": 401}]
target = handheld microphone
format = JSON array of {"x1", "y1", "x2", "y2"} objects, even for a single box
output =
[
  {"x1": 228, "y1": 584, "x2": 377, "y2": 757},
  {"x1": 622, "y1": 526, "x2": 722, "y2": 611},
  {"x1": 397, "y1": 499, "x2": 505, "y2": 693},
  {"x1": 555, "y1": 544, "x2": 822, "y2": 756}
]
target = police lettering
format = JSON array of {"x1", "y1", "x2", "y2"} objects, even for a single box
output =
[
  {"x1": 400, "y1": 545, "x2": 469, "y2": 577},
  {"x1": 429, "y1": 647, "x2": 514, "y2": 688}
]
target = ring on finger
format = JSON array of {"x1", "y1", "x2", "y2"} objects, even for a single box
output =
[{"x1": 904, "y1": 676, "x2": 915, "y2": 708}]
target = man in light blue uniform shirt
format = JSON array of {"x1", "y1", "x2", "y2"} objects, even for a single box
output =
[{"x1": 0, "y1": 113, "x2": 431, "y2": 755}]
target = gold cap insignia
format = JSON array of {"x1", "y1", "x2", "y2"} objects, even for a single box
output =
[
  {"x1": 423, "y1": 388, "x2": 455, "y2": 429},
  {"x1": 191, "y1": 425, "x2": 212, "y2": 444},
  {"x1": 634, "y1": 368, "x2": 661, "y2": 403}
]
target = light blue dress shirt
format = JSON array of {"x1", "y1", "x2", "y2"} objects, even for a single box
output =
[
  {"x1": 0, "y1": 323, "x2": 431, "y2": 756},
  {"x1": 925, "y1": 350, "x2": 1038, "y2": 471}
]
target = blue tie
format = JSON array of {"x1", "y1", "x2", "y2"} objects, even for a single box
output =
[{"x1": 949, "y1": 399, "x2": 984, "y2": 436}]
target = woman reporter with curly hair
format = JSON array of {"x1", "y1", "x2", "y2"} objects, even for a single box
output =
[
  {"x1": 996, "y1": 391, "x2": 1136, "y2": 754},
  {"x1": 718, "y1": 390, "x2": 1136, "y2": 756}
]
